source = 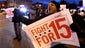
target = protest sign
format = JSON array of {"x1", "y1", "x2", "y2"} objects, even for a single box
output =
[
  {"x1": 5, "y1": 8, "x2": 14, "y2": 18},
  {"x1": 24, "y1": 10, "x2": 80, "y2": 48}
]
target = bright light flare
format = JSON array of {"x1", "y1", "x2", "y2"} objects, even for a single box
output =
[
  {"x1": 20, "y1": 8, "x2": 27, "y2": 13},
  {"x1": 19, "y1": 5, "x2": 27, "y2": 13}
]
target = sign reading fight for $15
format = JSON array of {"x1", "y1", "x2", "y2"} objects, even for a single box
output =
[{"x1": 24, "y1": 10, "x2": 80, "y2": 48}]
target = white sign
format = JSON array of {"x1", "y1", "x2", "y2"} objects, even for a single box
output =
[
  {"x1": 24, "y1": 10, "x2": 80, "y2": 48},
  {"x1": 5, "y1": 8, "x2": 14, "y2": 18}
]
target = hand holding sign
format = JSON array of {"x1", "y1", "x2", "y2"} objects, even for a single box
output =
[{"x1": 24, "y1": 11, "x2": 80, "y2": 48}]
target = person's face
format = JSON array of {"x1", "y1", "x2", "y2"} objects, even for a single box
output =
[{"x1": 48, "y1": 2, "x2": 57, "y2": 14}]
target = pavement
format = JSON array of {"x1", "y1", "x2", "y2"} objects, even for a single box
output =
[{"x1": 0, "y1": 17, "x2": 34, "y2": 48}]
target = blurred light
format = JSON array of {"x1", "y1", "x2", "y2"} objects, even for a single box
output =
[
  {"x1": 79, "y1": 7, "x2": 85, "y2": 11},
  {"x1": 19, "y1": 5, "x2": 25, "y2": 8},
  {"x1": 24, "y1": 15, "x2": 29, "y2": 19},
  {"x1": 19, "y1": 5, "x2": 27, "y2": 13},
  {"x1": 83, "y1": 0, "x2": 85, "y2": 6},
  {"x1": 79, "y1": 8, "x2": 83, "y2": 11},
  {"x1": 20, "y1": 8, "x2": 27, "y2": 13}
]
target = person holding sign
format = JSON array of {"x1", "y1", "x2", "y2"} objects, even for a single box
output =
[
  {"x1": 24, "y1": 0, "x2": 80, "y2": 48},
  {"x1": 46, "y1": 1, "x2": 67, "y2": 48},
  {"x1": 46, "y1": 1, "x2": 60, "y2": 15}
]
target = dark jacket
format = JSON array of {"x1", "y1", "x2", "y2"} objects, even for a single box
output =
[
  {"x1": 72, "y1": 13, "x2": 85, "y2": 30},
  {"x1": 12, "y1": 9, "x2": 22, "y2": 23}
]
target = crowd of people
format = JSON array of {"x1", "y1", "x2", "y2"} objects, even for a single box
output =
[
  {"x1": 0, "y1": 0, "x2": 85, "y2": 48},
  {"x1": 28, "y1": 1, "x2": 85, "y2": 36}
]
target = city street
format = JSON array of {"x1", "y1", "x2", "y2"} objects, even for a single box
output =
[
  {"x1": 0, "y1": 0, "x2": 85, "y2": 48},
  {"x1": 0, "y1": 17, "x2": 34, "y2": 48}
]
